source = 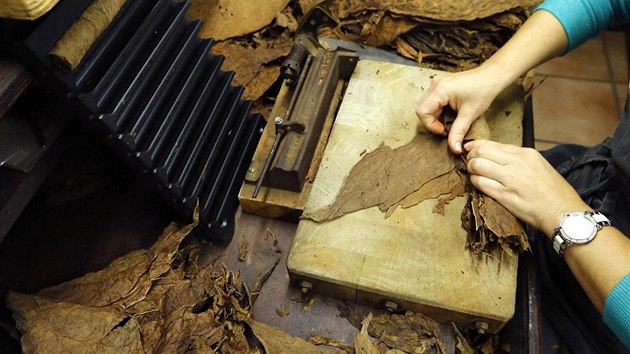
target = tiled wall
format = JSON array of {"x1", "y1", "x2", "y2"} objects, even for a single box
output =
[{"x1": 533, "y1": 30, "x2": 628, "y2": 150}]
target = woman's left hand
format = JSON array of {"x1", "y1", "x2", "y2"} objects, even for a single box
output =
[{"x1": 464, "y1": 140, "x2": 590, "y2": 237}]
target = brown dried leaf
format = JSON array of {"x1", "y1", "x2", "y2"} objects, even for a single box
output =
[
  {"x1": 464, "y1": 115, "x2": 491, "y2": 141},
  {"x1": 7, "y1": 293, "x2": 144, "y2": 354},
  {"x1": 354, "y1": 313, "x2": 379, "y2": 354},
  {"x1": 304, "y1": 134, "x2": 456, "y2": 222},
  {"x1": 239, "y1": 240, "x2": 250, "y2": 262},
  {"x1": 340, "y1": 304, "x2": 446, "y2": 354},
  {"x1": 395, "y1": 37, "x2": 419, "y2": 60},
  {"x1": 7, "y1": 210, "x2": 300, "y2": 353},
  {"x1": 397, "y1": 169, "x2": 465, "y2": 212},
  {"x1": 328, "y1": 0, "x2": 541, "y2": 22},
  {"x1": 299, "y1": 0, "x2": 320, "y2": 12},
  {"x1": 38, "y1": 218, "x2": 198, "y2": 307},
  {"x1": 268, "y1": 228, "x2": 283, "y2": 253},
  {"x1": 211, "y1": 31, "x2": 292, "y2": 88},
  {"x1": 276, "y1": 306, "x2": 290, "y2": 317},
  {"x1": 188, "y1": 0, "x2": 291, "y2": 40},
  {"x1": 308, "y1": 335, "x2": 354, "y2": 352},
  {"x1": 452, "y1": 323, "x2": 474, "y2": 354},
  {"x1": 399, "y1": 9, "x2": 529, "y2": 72},
  {"x1": 243, "y1": 64, "x2": 281, "y2": 101},
  {"x1": 363, "y1": 15, "x2": 419, "y2": 47},
  {"x1": 462, "y1": 188, "x2": 530, "y2": 256},
  {"x1": 252, "y1": 257, "x2": 281, "y2": 301},
  {"x1": 479, "y1": 195, "x2": 530, "y2": 254},
  {"x1": 246, "y1": 319, "x2": 335, "y2": 353},
  {"x1": 303, "y1": 297, "x2": 317, "y2": 311},
  {"x1": 275, "y1": 6, "x2": 299, "y2": 32}
]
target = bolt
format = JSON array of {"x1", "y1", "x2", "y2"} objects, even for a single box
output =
[
  {"x1": 475, "y1": 321, "x2": 489, "y2": 335},
  {"x1": 299, "y1": 280, "x2": 314, "y2": 294},
  {"x1": 248, "y1": 167, "x2": 256, "y2": 174},
  {"x1": 274, "y1": 116, "x2": 283, "y2": 125},
  {"x1": 384, "y1": 301, "x2": 399, "y2": 313}
]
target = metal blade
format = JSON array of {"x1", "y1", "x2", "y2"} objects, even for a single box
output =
[{"x1": 318, "y1": 37, "x2": 416, "y2": 66}]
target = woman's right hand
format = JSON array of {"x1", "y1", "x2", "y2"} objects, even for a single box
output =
[{"x1": 415, "y1": 65, "x2": 506, "y2": 154}]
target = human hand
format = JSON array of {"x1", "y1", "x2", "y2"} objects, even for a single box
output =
[
  {"x1": 416, "y1": 66, "x2": 505, "y2": 154},
  {"x1": 464, "y1": 140, "x2": 591, "y2": 237}
]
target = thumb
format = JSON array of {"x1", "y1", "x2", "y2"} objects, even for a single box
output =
[{"x1": 447, "y1": 108, "x2": 477, "y2": 154}]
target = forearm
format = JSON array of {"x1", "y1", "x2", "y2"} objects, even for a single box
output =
[
  {"x1": 562, "y1": 224, "x2": 630, "y2": 312},
  {"x1": 478, "y1": 10, "x2": 568, "y2": 95},
  {"x1": 539, "y1": 201, "x2": 630, "y2": 313}
]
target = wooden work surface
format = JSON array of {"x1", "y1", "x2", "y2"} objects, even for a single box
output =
[{"x1": 287, "y1": 60, "x2": 525, "y2": 333}]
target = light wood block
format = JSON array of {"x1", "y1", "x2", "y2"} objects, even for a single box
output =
[{"x1": 287, "y1": 60, "x2": 524, "y2": 333}]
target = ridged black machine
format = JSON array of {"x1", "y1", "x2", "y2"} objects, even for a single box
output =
[{"x1": 2, "y1": 0, "x2": 266, "y2": 243}]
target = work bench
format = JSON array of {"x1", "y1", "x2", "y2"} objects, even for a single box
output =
[{"x1": 0, "y1": 96, "x2": 539, "y2": 352}]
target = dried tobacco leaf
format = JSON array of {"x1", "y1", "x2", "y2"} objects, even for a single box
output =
[
  {"x1": 361, "y1": 14, "x2": 419, "y2": 47},
  {"x1": 303, "y1": 134, "x2": 459, "y2": 222},
  {"x1": 38, "y1": 216, "x2": 198, "y2": 308},
  {"x1": 275, "y1": 6, "x2": 299, "y2": 32},
  {"x1": 243, "y1": 64, "x2": 281, "y2": 101},
  {"x1": 452, "y1": 323, "x2": 474, "y2": 354},
  {"x1": 354, "y1": 313, "x2": 380, "y2": 354},
  {"x1": 251, "y1": 257, "x2": 281, "y2": 303},
  {"x1": 388, "y1": 169, "x2": 466, "y2": 217},
  {"x1": 211, "y1": 31, "x2": 292, "y2": 91},
  {"x1": 308, "y1": 335, "x2": 354, "y2": 352},
  {"x1": 324, "y1": 0, "x2": 541, "y2": 22},
  {"x1": 462, "y1": 187, "x2": 530, "y2": 256},
  {"x1": 7, "y1": 212, "x2": 331, "y2": 353},
  {"x1": 246, "y1": 319, "x2": 335, "y2": 354},
  {"x1": 340, "y1": 303, "x2": 446, "y2": 354},
  {"x1": 239, "y1": 240, "x2": 250, "y2": 262},
  {"x1": 7, "y1": 293, "x2": 144, "y2": 354},
  {"x1": 187, "y1": 0, "x2": 291, "y2": 40},
  {"x1": 314, "y1": 2, "x2": 530, "y2": 72}
]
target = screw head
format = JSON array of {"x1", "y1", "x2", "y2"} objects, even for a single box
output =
[
  {"x1": 384, "y1": 300, "x2": 399, "y2": 313},
  {"x1": 248, "y1": 167, "x2": 256, "y2": 174},
  {"x1": 299, "y1": 280, "x2": 314, "y2": 294},
  {"x1": 475, "y1": 321, "x2": 489, "y2": 335},
  {"x1": 274, "y1": 116, "x2": 283, "y2": 125}
]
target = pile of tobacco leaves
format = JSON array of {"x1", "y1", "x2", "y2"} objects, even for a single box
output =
[{"x1": 185, "y1": 0, "x2": 541, "y2": 119}]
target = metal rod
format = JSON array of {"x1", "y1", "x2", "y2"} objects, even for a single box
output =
[{"x1": 253, "y1": 124, "x2": 284, "y2": 198}]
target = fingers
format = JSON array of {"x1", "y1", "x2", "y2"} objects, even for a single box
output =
[
  {"x1": 466, "y1": 155, "x2": 507, "y2": 183},
  {"x1": 418, "y1": 108, "x2": 446, "y2": 135},
  {"x1": 469, "y1": 174, "x2": 505, "y2": 200},
  {"x1": 464, "y1": 140, "x2": 516, "y2": 165},
  {"x1": 447, "y1": 107, "x2": 477, "y2": 154},
  {"x1": 416, "y1": 97, "x2": 447, "y2": 135}
]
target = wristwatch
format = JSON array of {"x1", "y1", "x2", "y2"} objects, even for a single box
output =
[{"x1": 552, "y1": 211, "x2": 611, "y2": 256}]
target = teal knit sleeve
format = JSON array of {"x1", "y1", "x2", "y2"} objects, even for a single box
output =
[
  {"x1": 603, "y1": 272, "x2": 630, "y2": 349},
  {"x1": 534, "y1": 0, "x2": 630, "y2": 52}
]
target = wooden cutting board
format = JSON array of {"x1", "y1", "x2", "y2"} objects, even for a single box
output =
[{"x1": 287, "y1": 60, "x2": 525, "y2": 333}]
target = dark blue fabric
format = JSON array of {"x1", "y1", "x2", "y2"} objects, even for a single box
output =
[{"x1": 531, "y1": 103, "x2": 630, "y2": 353}]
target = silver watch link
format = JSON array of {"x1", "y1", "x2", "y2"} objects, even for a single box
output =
[{"x1": 552, "y1": 211, "x2": 611, "y2": 256}]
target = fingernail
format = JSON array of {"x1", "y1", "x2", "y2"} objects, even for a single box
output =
[{"x1": 455, "y1": 141, "x2": 462, "y2": 153}]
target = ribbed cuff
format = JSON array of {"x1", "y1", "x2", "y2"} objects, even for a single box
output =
[
  {"x1": 534, "y1": 0, "x2": 610, "y2": 53},
  {"x1": 603, "y1": 272, "x2": 630, "y2": 349}
]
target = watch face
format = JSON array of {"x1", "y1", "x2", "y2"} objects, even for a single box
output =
[{"x1": 560, "y1": 213, "x2": 597, "y2": 243}]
